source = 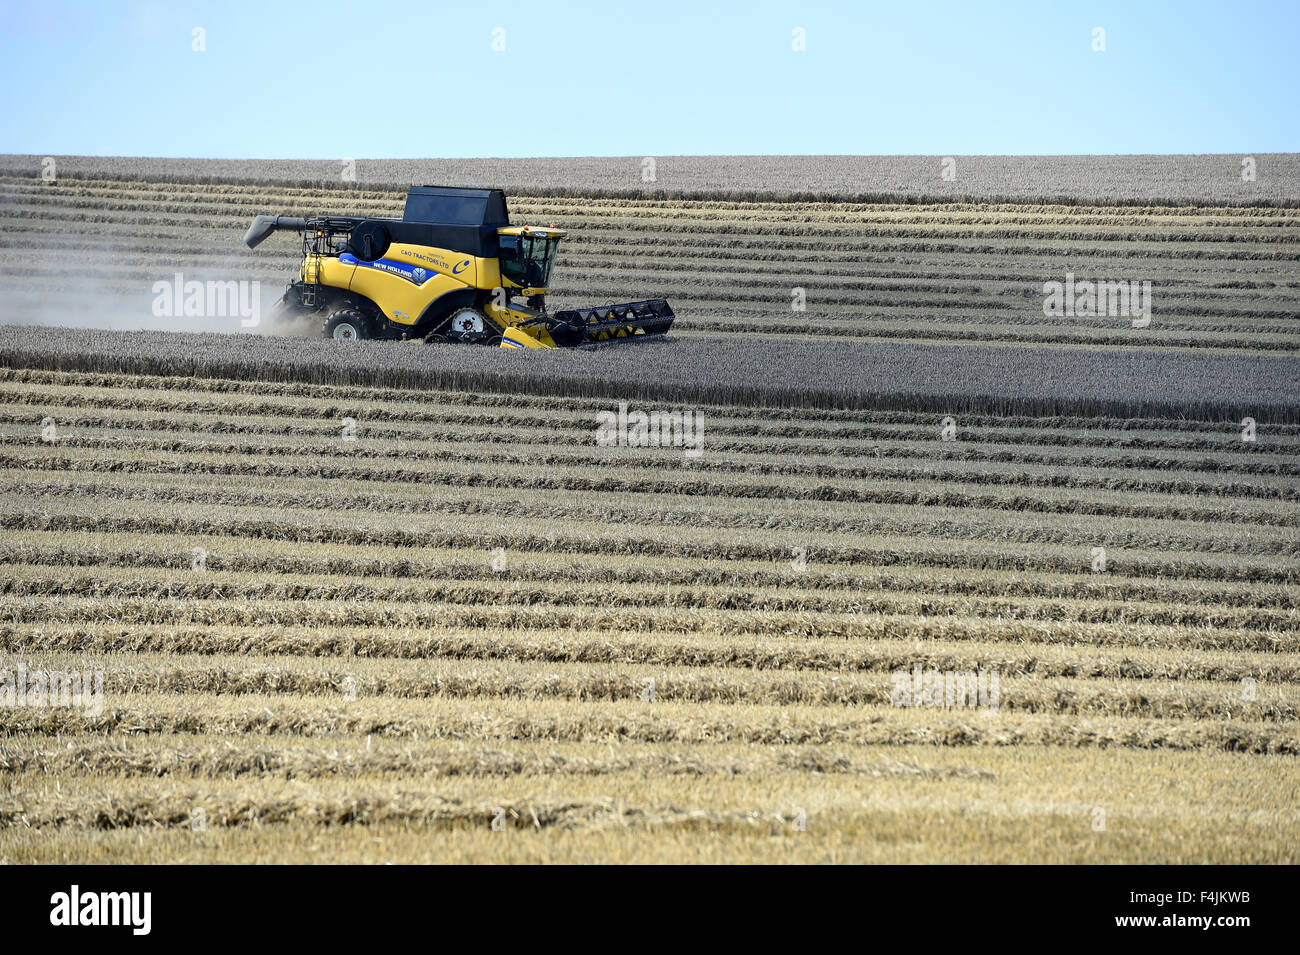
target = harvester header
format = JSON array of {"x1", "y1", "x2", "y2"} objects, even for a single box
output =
[{"x1": 243, "y1": 186, "x2": 674, "y2": 348}]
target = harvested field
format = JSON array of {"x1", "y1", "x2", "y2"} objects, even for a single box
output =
[
  {"x1": 1, "y1": 327, "x2": 1297, "y2": 422},
  {"x1": 0, "y1": 366, "x2": 1296, "y2": 863},
  {"x1": 0, "y1": 155, "x2": 1296, "y2": 864}
]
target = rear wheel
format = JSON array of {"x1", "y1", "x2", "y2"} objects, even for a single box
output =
[{"x1": 324, "y1": 309, "x2": 368, "y2": 341}]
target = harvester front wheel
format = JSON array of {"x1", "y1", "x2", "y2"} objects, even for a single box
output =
[{"x1": 324, "y1": 309, "x2": 369, "y2": 341}]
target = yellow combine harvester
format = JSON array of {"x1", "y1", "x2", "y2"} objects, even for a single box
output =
[{"x1": 243, "y1": 186, "x2": 674, "y2": 348}]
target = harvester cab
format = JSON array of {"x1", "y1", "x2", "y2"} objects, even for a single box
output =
[{"x1": 242, "y1": 186, "x2": 674, "y2": 349}]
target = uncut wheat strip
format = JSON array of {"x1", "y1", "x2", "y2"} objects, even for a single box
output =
[
  {"x1": 649, "y1": 298, "x2": 1300, "y2": 332},
  {"x1": 8, "y1": 368, "x2": 1298, "y2": 442},
  {"x1": 673, "y1": 305, "x2": 1300, "y2": 334},
  {"x1": 9, "y1": 650, "x2": 1297, "y2": 720},
  {"x1": 674, "y1": 323, "x2": 1300, "y2": 353},
  {"x1": 670, "y1": 321, "x2": 1300, "y2": 353},
  {"x1": 4, "y1": 691, "x2": 1297, "y2": 754},
  {"x1": 5, "y1": 563, "x2": 1290, "y2": 633},
  {"x1": 649, "y1": 314, "x2": 1300, "y2": 343},
  {"x1": 3, "y1": 495, "x2": 1291, "y2": 584},
  {"x1": 2, "y1": 331, "x2": 1294, "y2": 427},
  {"x1": 5, "y1": 528, "x2": 1291, "y2": 609},
  {"x1": 665, "y1": 328, "x2": 1300, "y2": 357},
  {"x1": 9, "y1": 617, "x2": 1297, "y2": 677},
  {"x1": 559, "y1": 286, "x2": 1300, "y2": 327},
  {"x1": 9, "y1": 441, "x2": 1295, "y2": 526}
]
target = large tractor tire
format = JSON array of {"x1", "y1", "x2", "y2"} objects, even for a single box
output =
[{"x1": 324, "y1": 309, "x2": 369, "y2": 341}]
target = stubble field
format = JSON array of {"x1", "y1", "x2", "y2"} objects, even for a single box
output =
[{"x1": 0, "y1": 156, "x2": 1296, "y2": 863}]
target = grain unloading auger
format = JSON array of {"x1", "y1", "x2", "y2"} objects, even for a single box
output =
[{"x1": 243, "y1": 186, "x2": 674, "y2": 348}]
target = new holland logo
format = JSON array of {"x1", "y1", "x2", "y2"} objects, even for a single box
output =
[{"x1": 340, "y1": 254, "x2": 435, "y2": 286}]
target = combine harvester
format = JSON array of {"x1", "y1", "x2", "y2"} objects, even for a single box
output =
[{"x1": 243, "y1": 186, "x2": 674, "y2": 349}]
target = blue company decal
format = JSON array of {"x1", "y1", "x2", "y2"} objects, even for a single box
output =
[
  {"x1": 452, "y1": 259, "x2": 471, "y2": 274},
  {"x1": 340, "y1": 253, "x2": 440, "y2": 286}
]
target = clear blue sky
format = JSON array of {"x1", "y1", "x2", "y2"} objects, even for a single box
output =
[{"x1": 1, "y1": 0, "x2": 1296, "y2": 157}]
